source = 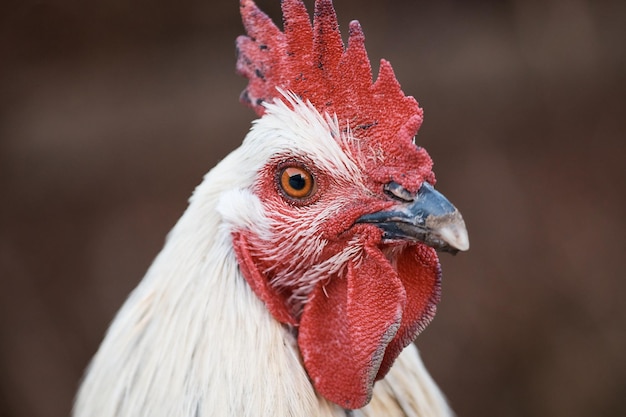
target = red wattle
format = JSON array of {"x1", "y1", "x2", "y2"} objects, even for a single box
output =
[
  {"x1": 233, "y1": 231, "x2": 441, "y2": 409},
  {"x1": 375, "y1": 244, "x2": 441, "y2": 380},
  {"x1": 298, "y1": 245, "x2": 405, "y2": 409}
]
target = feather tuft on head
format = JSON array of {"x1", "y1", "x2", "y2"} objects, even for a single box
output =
[{"x1": 236, "y1": 0, "x2": 428, "y2": 190}]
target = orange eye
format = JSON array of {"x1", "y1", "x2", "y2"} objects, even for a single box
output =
[{"x1": 279, "y1": 166, "x2": 315, "y2": 200}]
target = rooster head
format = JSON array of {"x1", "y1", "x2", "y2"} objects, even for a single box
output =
[{"x1": 227, "y1": 0, "x2": 469, "y2": 410}]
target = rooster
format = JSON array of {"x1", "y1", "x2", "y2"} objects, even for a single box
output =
[{"x1": 73, "y1": 0, "x2": 469, "y2": 416}]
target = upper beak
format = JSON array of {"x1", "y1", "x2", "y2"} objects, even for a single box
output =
[{"x1": 357, "y1": 182, "x2": 469, "y2": 254}]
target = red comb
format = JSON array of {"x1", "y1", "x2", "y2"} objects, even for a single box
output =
[{"x1": 237, "y1": 0, "x2": 427, "y2": 176}]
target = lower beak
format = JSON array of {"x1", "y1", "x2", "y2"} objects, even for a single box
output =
[{"x1": 357, "y1": 182, "x2": 469, "y2": 254}]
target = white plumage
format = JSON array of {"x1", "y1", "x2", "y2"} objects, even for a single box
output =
[{"x1": 74, "y1": 98, "x2": 454, "y2": 417}]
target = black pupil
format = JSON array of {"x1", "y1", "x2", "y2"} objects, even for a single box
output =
[{"x1": 288, "y1": 174, "x2": 306, "y2": 190}]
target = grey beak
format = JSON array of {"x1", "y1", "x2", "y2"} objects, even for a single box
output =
[{"x1": 357, "y1": 182, "x2": 469, "y2": 254}]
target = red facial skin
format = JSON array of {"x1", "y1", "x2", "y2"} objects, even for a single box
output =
[{"x1": 232, "y1": 151, "x2": 441, "y2": 409}]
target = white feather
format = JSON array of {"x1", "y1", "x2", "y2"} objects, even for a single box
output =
[{"x1": 74, "y1": 95, "x2": 452, "y2": 417}]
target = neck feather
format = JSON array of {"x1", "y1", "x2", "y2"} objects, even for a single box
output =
[{"x1": 73, "y1": 149, "x2": 343, "y2": 417}]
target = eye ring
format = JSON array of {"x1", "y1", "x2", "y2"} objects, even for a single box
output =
[{"x1": 277, "y1": 164, "x2": 316, "y2": 201}]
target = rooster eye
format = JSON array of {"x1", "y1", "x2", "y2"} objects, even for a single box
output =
[{"x1": 278, "y1": 166, "x2": 315, "y2": 200}]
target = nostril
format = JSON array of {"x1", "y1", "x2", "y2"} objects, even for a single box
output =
[{"x1": 383, "y1": 181, "x2": 415, "y2": 202}]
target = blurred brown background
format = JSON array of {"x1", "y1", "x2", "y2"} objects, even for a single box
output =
[{"x1": 1, "y1": 0, "x2": 624, "y2": 416}]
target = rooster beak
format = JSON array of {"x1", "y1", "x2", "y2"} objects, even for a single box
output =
[{"x1": 357, "y1": 182, "x2": 469, "y2": 254}]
